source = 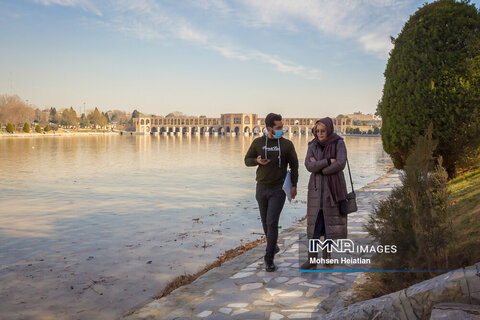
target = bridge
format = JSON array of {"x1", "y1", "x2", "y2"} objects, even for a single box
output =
[{"x1": 132, "y1": 113, "x2": 352, "y2": 136}]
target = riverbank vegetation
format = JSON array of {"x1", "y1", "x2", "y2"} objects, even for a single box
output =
[
  {"x1": 378, "y1": 0, "x2": 480, "y2": 178},
  {"x1": 354, "y1": 127, "x2": 479, "y2": 301},
  {"x1": 0, "y1": 94, "x2": 138, "y2": 132},
  {"x1": 345, "y1": 127, "x2": 380, "y2": 135},
  {"x1": 355, "y1": 0, "x2": 480, "y2": 302}
]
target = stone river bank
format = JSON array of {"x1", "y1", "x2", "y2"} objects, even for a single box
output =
[{"x1": 124, "y1": 170, "x2": 403, "y2": 320}]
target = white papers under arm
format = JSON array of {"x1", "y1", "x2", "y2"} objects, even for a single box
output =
[{"x1": 282, "y1": 170, "x2": 292, "y2": 203}]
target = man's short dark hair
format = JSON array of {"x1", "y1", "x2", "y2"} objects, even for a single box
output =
[{"x1": 265, "y1": 113, "x2": 282, "y2": 128}]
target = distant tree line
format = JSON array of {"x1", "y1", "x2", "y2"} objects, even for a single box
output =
[
  {"x1": 0, "y1": 94, "x2": 139, "y2": 132},
  {"x1": 346, "y1": 126, "x2": 381, "y2": 135}
]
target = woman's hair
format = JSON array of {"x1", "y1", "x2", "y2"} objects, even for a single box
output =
[{"x1": 312, "y1": 121, "x2": 327, "y2": 135}]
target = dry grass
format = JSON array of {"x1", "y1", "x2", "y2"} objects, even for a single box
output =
[{"x1": 446, "y1": 168, "x2": 480, "y2": 267}]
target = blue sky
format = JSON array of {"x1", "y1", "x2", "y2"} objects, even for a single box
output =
[{"x1": 1, "y1": 0, "x2": 479, "y2": 118}]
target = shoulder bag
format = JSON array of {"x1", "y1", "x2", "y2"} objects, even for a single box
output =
[
  {"x1": 334, "y1": 140, "x2": 358, "y2": 215},
  {"x1": 340, "y1": 158, "x2": 357, "y2": 214}
]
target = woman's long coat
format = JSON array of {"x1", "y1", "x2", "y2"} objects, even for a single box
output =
[{"x1": 305, "y1": 138, "x2": 348, "y2": 240}]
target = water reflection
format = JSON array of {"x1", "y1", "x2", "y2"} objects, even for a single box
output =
[{"x1": 0, "y1": 134, "x2": 390, "y2": 245}]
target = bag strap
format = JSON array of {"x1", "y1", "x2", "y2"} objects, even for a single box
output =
[
  {"x1": 346, "y1": 157, "x2": 354, "y2": 194},
  {"x1": 336, "y1": 140, "x2": 354, "y2": 194}
]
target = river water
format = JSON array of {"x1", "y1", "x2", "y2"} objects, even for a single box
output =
[{"x1": 0, "y1": 134, "x2": 391, "y2": 319}]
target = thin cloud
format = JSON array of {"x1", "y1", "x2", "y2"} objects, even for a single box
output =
[
  {"x1": 33, "y1": 0, "x2": 102, "y2": 16},
  {"x1": 211, "y1": 45, "x2": 249, "y2": 61},
  {"x1": 187, "y1": 0, "x2": 232, "y2": 15},
  {"x1": 237, "y1": 0, "x2": 414, "y2": 58},
  {"x1": 32, "y1": 0, "x2": 322, "y2": 79},
  {"x1": 253, "y1": 52, "x2": 321, "y2": 80}
]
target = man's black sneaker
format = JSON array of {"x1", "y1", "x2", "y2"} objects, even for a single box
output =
[
  {"x1": 264, "y1": 256, "x2": 276, "y2": 272},
  {"x1": 275, "y1": 244, "x2": 280, "y2": 254}
]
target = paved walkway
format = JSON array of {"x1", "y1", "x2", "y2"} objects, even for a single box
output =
[{"x1": 124, "y1": 170, "x2": 402, "y2": 320}]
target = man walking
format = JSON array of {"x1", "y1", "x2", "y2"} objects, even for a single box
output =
[{"x1": 244, "y1": 113, "x2": 299, "y2": 272}]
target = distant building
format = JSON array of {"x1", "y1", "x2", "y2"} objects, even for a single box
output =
[
  {"x1": 344, "y1": 111, "x2": 382, "y2": 133},
  {"x1": 345, "y1": 111, "x2": 380, "y2": 122},
  {"x1": 133, "y1": 113, "x2": 353, "y2": 135}
]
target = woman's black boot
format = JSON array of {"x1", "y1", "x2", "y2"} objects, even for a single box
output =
[
  {"x1": 300, "y1": 251, "x2": 318, "y2": 269},
  {"x1": 322, "y1": 249, "x2": 333, "y2": 267}
]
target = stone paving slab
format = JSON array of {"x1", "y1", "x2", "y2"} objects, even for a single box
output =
[{"x1": 124, "y1": 170, "x2": 402, "y2": 320}]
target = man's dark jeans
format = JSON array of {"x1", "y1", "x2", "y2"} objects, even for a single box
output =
[{"x1": 255, "y1": 184, "x2": 286, "y2": 261}]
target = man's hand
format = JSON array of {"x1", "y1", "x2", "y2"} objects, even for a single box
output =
[
  {"x1": 310, "y1": 157, "x2": 316, "y2": 162},
  {"x1": 331, "y1": 158, "x2": 336, "y2": 163},
  {"x1": 291, "y1": 186, "x2": 297, "y2": 199},
  {"x1": 257, "y1": 155, "x2": 271, "y2": 165}
]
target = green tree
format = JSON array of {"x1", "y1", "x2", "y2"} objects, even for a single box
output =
[
  {"x1": 368, "y1": 129, "x2": 373, "y2": 134},
  {"x1": 375, "y1": 100, "x2": 381, "y2": 117},
  {"x1": 102, "y1": 112, "x2": 110, "y2": 123},
  {"x1": 88, "y1": 108, "x2": 107, "y2": 128},
  {"x1": 79, "y1": 113, "x2": 89, "y2": 128},
  {"x1": 379, "y1": 0, "x2": 480, "y2": 177},
  {"x1": 45, "y1": 123, "x2": 51, "y2": 132},
  {"x1": 373, "y1": 126, "x2": 381, "y2": 134},
  {"x1": 61, "y1": 107, "x2": 78, "y2": 127},
  {"x1": 353, "y1": 128, "x2": 361, "y2": 134},
  {"x1": 132, "y1": 109, "x2": 140, "y2": 118},
  {"x1": 365, "y1": 127, "x2": 454, "y2": 294},
  {"x1": 35, "y1": 124, "x2": 42, "y2": 133},
  {"x1": 6, "y1": 122, "x2": 14, "y2": 133},
  {"x1": 23, "y1": 122, "x2": 30, "y2": 133},
  {"x1": 49, "y1": 107, "x2": 59, "y2": 124}
]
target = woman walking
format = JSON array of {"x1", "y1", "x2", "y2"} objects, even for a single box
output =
[{"x1": 301, "y1": 117, "x2": 348, "y2": 269}]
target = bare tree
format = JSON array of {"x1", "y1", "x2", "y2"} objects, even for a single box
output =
[
  {"x1": 0, "y1": 94, "x2": 35, "y2": 129},
  {"x1": 34, "y1": 108, "x2": 49, "y2": 126}
]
